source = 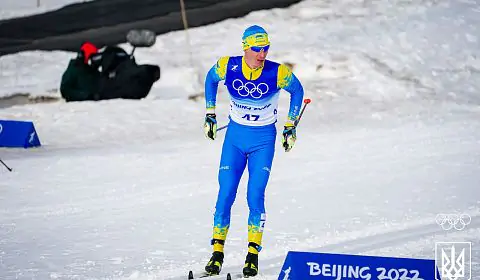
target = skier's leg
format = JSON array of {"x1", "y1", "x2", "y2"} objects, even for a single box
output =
[
  {"x1": 212, "y1": 135, "x2": 247, "y2": 248},
  {"x1": 206, "y1": 127, "x2": 247, "y2": 275},
  {"x1": 246, "y1": 142, "x2": 275, "y2": 250},
  {"x1": 243, "y1": 140, "x2": 275, "y2": 277}
]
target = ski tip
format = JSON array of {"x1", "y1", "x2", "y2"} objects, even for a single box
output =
[
  {"x1": 226, "y1": 273, "x2": 231, "y2": 280},
  {"x1": 188, "y1": 270, "x2": 194, "y2": 279}
]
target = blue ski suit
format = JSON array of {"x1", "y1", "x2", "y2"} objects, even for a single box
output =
[{"x1": 204, "y1": 55, "x2": 304, "y2": 249}]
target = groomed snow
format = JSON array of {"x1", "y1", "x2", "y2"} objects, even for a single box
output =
[{"x1": 1, "y1": 0, "x2": 479, "y2": 279}]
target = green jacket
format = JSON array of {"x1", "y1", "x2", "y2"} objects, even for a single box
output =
[{"x1": 60, "y1": 58, "x2": 100, "y2": 102}]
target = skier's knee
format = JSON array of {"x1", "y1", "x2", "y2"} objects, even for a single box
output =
[
  {"x1": 219, "y1": 187, "x2": 238, "y2": 204},
  {"x1": 247, "y1": 192, "x2": 265, "y2": 211},
  {"x1": 215, "y1": 192, "x2": 237, "y2": 215}
]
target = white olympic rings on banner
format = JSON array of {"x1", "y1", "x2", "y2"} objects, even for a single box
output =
[
  {"x1": 435, "y1": 213, "x2": 471, "y2": 230},
  {"x1": 232, "y1": 79, "x2": 269, "y2": 99}
]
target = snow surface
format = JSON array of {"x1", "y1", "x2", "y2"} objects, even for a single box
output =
[
  {"x1": 1, "y1": 0, "x2": 479, "y2": 279},
  {"x1": 0, "y1": 0, "x2": 94, "y2": 20}
]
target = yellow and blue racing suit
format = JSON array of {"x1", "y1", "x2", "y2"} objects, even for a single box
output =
[{"x1": 205, "y1": 55, "x2": 304, "y2": 251}]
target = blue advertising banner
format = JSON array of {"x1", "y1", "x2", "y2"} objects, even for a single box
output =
[
  {"x1": 278, "y1": 251, "x2": 439, "y2": 280},
  {"x1": 0, "y1": 120, "x2": 41, "y2": 148}
]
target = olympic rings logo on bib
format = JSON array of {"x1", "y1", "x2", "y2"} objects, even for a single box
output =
[{"x1": 232, "y1": 79, "x2": 269, "y2": 99}]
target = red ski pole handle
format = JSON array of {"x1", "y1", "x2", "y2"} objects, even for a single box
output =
[{"x1": 294, "y1": 98, "x2": 312, "y2": 126}]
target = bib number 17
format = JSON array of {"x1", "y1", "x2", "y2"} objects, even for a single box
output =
[{"x1": 242, "y1": 114, "x2": 260, "y2": 121}]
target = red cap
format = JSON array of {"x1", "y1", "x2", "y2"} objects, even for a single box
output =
[{"x1": 80, "y1": 42, "x2": 98, "y2": 63}]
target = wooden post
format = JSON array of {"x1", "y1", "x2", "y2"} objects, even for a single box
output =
[
  {"x1": 179, "y1": 0, "x2": 194, "y2": 68},
  {"x1": 179, "y1": 0, "x2": 203, "y2": 93}
]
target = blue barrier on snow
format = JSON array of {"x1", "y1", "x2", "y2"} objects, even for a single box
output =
[
  {"x1": 278, "y1": 251, "x2": 439, "y2": 280},
  {"x1": 0, "y1": 120, "x2": 41, "y2": 148}
]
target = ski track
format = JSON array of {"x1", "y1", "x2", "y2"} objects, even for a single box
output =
[
  {"x1": 0, "y1": 102, "x2": 480, "y2": 279},
  {"x1": 1, "y1": 100, "x2": 479, "y2": 280},
  {"x1": 168, "y1": 214, "x2": 480, "y2": 280}
]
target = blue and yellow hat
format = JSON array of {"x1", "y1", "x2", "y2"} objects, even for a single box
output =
[{"x1": 242, "y1": 25, "x2": 270, "y2": 51}]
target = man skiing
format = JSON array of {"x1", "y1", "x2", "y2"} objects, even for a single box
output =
[{"x1": 203, "y1": 25, "x2": 304, "y2": 277}]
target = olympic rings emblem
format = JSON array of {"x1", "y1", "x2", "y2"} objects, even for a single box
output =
[
  {"x1": 232, "y1": 79, "x2": 269, "y2": 99},
  {"x1": 435, "y1": 213, "x2": 471, "y2": 231}
]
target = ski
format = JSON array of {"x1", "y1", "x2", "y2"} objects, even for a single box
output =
[{"x1": 188, "y1": 270, "x2": 245, "y2": 279}]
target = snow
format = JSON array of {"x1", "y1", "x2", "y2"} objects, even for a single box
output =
[
  {"x1": 1, "y1": 0, "x2": 479, "y2": 279},
  {"x1": 0, "y1": 0, "x2": 94, "y2": 20}
]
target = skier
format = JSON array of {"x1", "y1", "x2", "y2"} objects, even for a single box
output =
[{"x1": 203, "y1": 25, "x2": 304, "y2": 277}]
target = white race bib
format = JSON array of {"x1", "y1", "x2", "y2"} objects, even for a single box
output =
[{"x1": 229, "y1": 93, "x2": 279, "y2": 126}]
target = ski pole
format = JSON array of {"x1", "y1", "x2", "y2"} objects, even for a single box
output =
[
  {"x1": 282, "y1": 98, "x2": 311, "y2": 151},
  {"x1": 217, "y1": 124, "x2": 228, "y2": 131},
  {"x1": 294, "y1": 98, "x2": 311, "y2": 127},
  {"x1": 0, "y1": 158, "x2": 12, "y2": 172}
]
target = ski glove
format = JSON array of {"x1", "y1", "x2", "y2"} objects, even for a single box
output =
[
  {"x1": 204, "y1": 113, "x2": 217, "y2": 140},
  {"x1": 282, "y1": 123, "x2": 297, "y2": 152}
]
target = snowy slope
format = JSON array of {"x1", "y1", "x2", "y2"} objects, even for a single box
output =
[
  {"x1": 1, "y1": 0, "x2": 479, "y2": 279},
  {"x1": 0, "y1": 0, "x2": 94, "y2": 20}
]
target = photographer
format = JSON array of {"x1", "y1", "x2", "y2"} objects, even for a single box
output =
[{"x1": 60, "y1": 42, "x2": 101, "y2": 102}]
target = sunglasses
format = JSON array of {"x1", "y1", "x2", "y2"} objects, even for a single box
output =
[{"x1": 250, "y1": 45, "x2": 270, "y2": 52}]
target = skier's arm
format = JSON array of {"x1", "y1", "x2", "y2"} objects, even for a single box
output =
[
  {"x1": 277, "y1": 64, "x2": 304, "y2": 125},
  {"x1": 205, "y1": 56, "x2": 229, "y2": 113}
]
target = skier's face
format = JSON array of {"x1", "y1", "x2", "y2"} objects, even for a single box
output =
[{"x1": 244, "y1": 46, "x2": 268, "y2": 69}]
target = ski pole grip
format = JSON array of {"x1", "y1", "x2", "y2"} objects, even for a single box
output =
[{"x1": 295, "y1": 98, "x2": 312, "y2": 126}]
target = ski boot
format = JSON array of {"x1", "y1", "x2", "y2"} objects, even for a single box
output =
[
  {"x1": 205, "y1": 251, "x2": 224, "y2": 275},
  {"x1": 205, "y1": 239, "x2": 225, "y2": 275},
  {"x1": 243, "y1": 242, "x2": 260, "y2": 277}
]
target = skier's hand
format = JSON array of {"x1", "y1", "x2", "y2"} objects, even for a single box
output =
[
  {"x1": 282, "y1": 123, "x2": 296, "y2": 152},
  {"x1": 204, "y1": 113, "x2": 217, "y2": 140}
]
